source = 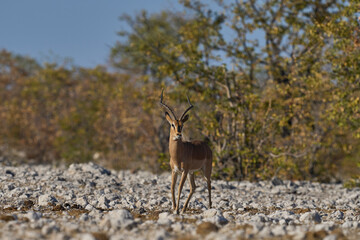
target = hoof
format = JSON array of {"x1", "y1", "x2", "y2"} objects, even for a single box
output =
[{"x1": 181, "y1": 207, "x2": 187, "y2": 214}]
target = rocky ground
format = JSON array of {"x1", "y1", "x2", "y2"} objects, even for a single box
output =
[{"x1": 0, "y1": 159, "x2": 360, "y2": 240}]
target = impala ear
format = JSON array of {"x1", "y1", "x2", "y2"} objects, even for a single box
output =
[
  {"x1": 181, "y1": 114, "x2": 189, "y2": 123},
  {"x1": 165, "y1": 112, "x2": 173, "y2": 124}
]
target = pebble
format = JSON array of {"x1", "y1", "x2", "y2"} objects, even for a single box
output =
[
  {"x1": 299, "y1": 211, "x2": 322, "y2": 223},
  {"x1": 76, "y1": 196, "x2": 88, "y2": 207},
  {"x1": 106, "y1": 209, "x2": 134, "y2": 229},
  {"x1": 332, "y1": 210, "x2": 344, "y2": 220},
  {"x1": 157, "y1": 212, "x2": 173, "y2": 225},
  {"x1": 26, "y1": 211, "x2": 42, "y2": 221},
  {"x1": 38, "y1": 194, "x2": 57, "y2": 206},
  {"x1": 0, "y1": 162, "x2": 359, "y2": 239}
]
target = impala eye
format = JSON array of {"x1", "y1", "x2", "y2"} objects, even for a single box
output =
[{"x1": 171, "y1": 124, "x2": 175, "y2": 128}]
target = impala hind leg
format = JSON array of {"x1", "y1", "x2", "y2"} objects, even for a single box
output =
[
  {"x1": 171, "y1": 170, "x2": 178, "y2": 210},
  {"x1": 202, "y1": 166, "x2": 212, "y2": 209},
  {"x1": 206, "y1": 176, "x2": 212, "y2": 209},
  {"x1": 175, "y1": 170, "x2": 188, "y2": 214},
  {"x1": 182, "y1": 173, "x2": 196, "y2": 214}
]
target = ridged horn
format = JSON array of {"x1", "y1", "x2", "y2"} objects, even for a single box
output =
[
  {"x1": 180, "y1": 94, "x2": 193, "y2": 120},
  {"x1": 160, "y1": 89, "x2": 177, "y2": 120}
]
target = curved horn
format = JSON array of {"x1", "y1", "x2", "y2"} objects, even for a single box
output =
[
  {"x1": 180, "y1": 94, "x2": 193, "y2": 120},
  {"x1": 160, "y1": 89, "x2": 177, "y2": 120}
]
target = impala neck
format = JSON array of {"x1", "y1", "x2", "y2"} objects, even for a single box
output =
[{"x1": 169, "y1": 130, "x2": 184, "y2": 158}]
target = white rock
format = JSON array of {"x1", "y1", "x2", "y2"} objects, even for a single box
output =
[
  {"x1": 23, "y1": 230, "x2": 42, "y2": 240},
  {"x1": 323, "y1": 234, "x2": 338, "y2": 240},
  {"x1": 202, "y1": 209, "x2": 228, "y2": 225},
  {"x1": 279, "y1": 219, "x2": 287, "y2": 225},
  {"x1": 85, "y1": 204, "x2": 94, "y2": 211},
  {"x1": 98, "y1": 195, "x2": 110, "y2": 209},
  {"x1": 81, "y1": 162, "x2": 111, "y2": 176},
  {"x1": 26, "y1": 211, "x2": 42, "y2": 221},
  {"x1": 223, "y1": 212, "x2": 235, "y2": 221},
  {"x1": 52, "y1": 233, "x2": 69, "y2": 240},
  {"x1": 153, "y1": 229, "x2": 169, "y2": 240},
  {"x1": 207, "y1": 214, "x2": 228, "y2": 225},
  {"x1": 157, "y1": 212, "x2": 173, "y2": 225},
  {"x1": 79, "y1": 213, "x2": 90, "y2": 221},
  {"x1": 41, "y1": 224, "x2": 60, "y2": 235},
  {"x1": 258, "y1": 226, "x2": 272, "y2": 237},
  {"x1": 331, "y1": 210, "x2": 344, "y2": 220},
  {"x1": 202, "y1": 209, "x2": 219, "y2": 218},
  {"x1": 353, "y1": 221, "x2": 360, "y2": 229},
  {"x1": 272, "y1": 225, "x2": 287, "y2": 236},
  {"x1": 106, "y1": 209, "x2": 134, "y2": 229},
  {"x1": 342, "y1": 221, "x2": 354, "y2": 228},
  {"x1": 314, "y1": 222, "x2": 335, "y2": 232},
  {"x1": 172, "y1": 222, "x2": 184, "y2": 231},
  {"x1": 299, "y1": 211, "x2": 321, "y2": 223},
  {"x1": 76, "y1": 196, "x2": 88, "y2": 207},
  {"x1": 251, "y1": 214, "x2": 267, "y2": 223},
  {"x1": 38, "y1": 194, "x2": 57, "y2": 206},
  {"x1": 251, "y1": 222, "x2": 265, "y2": 234},
  {"x1": 291, "y1": 228, "x2": 307, "y2": 240},
  {"x1": 232, "y1": 202, "x2": 243, "y2": 210},
  {"x1": 78, "y1": 233, "x2": 96, "y2": 240}
]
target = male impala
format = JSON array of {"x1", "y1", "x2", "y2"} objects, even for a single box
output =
[{"x1": 160, "y1": 89, "x2": 212, "y2": 214}]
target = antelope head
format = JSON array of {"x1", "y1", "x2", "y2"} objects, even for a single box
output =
[{"x1": 160, "y1": 89, "x2": 193, "y2": 141}]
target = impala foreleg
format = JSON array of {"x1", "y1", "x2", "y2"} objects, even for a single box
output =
[
  {"x1": 171, "y1": 170, "x2": 178, "y2": 210},
  {"x1": 175, "y1": 170, "x2": 188, "y2": 214},
  {"x1": 182, "y1": 173, "x2": 196, "y2": 213}
]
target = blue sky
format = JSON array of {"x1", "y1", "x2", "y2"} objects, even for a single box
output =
[{"x1": 0, "y1": 0, "x2": 184, "y2": 68}]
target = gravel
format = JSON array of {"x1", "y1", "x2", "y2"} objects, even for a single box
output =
[{"x1": 0, "y1": 161, "x2": 360, "y2": 239}]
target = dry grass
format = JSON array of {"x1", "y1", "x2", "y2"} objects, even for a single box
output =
[
  {"x1": 0, "y1": 201, "x2": 90, "y2": 221},
  {"x1": 131, "y1": 209, "x2": 162, "y2": 221},
  {"x1": 0, "y1": 215, "x2": 16, "y2": 222},
  {"x1": 91, "y1": 232, "x2": 109, "y2": 240},
  {"x1": 20, "y1": 200, "x2": 34, "y2": 211},
  {"x1": 67, "y1": 209, "x2": 89, "y2": 217},
  {"x1": 196, "y1": 222, "x2": 219, "y2": 235}
]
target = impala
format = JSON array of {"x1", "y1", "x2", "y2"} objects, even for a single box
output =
[{"x1": 160, "y1": 89, "x2": 212, "y2": 214}]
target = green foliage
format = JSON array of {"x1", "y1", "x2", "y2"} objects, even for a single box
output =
[
  {"x1": 110, "y1": 0, "x2": 360, "y2": 180},
  {"x1": 0, "y1": 51, "x2": 162, "y2": 170},
  {"x1": 157, "y1": 153, "x2": 171, "y2": 171}
]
